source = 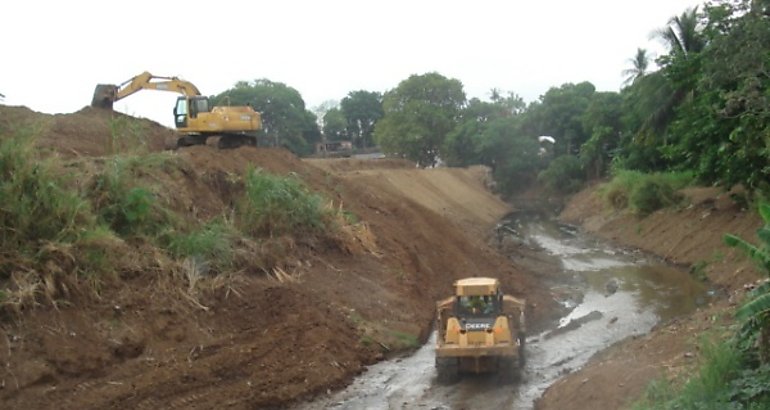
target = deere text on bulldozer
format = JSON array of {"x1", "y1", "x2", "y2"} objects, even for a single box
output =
[
  {"x1": 435, "y1": 277, "x2": 526, "y2": 382},
  {"x1": 91, "y1": 71, "x2": 261, "y2": 148}
]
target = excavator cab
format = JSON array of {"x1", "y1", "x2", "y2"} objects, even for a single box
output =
[
  {"x1": 173, "y1": 97, "x2": 188, "y2": 128},
  {"x1": 174, "y1": 96, "x2": 212, "y2": 128}
]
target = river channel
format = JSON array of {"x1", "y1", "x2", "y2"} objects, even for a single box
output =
[{"x1": 295, "y1": 213, "x2": 710, "y2": 409}]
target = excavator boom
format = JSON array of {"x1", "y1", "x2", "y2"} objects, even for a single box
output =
[{"x1": 91, "y1": 71, "x2": 202, "y2": 109}]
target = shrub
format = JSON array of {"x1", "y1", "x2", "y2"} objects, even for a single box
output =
[
  {"x1": 601, "y1": 170, "x2": 692, "y2": 214},
  {"x1": 238, "y1": 168, "x2": 329, "y2": 237},
  {"x1": 629, "y1": 177, "x2": 683, "y2": 216},
  {"x1": 538, "y1": 155, "x2": 585, "y2": 195},
  {"x1": 89, "y1": 155, "x2": 174, "y2": 237},
  {"x1": 633, "y1": 336, "x2": 744, "y2": 409},
  {"x1": 165, "y1": 220, "x2": 235, "y2": 272},
  {"x1": 0, "y1": 131, "x2": 95, "y2": 270}
]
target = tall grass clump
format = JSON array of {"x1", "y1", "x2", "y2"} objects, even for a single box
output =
[
  {"x1": 89, "y1": 154, "x2": 175, "y2": 238},
  {"x1": 164, "y1": 220, "x2": 235, "y2": 273},
  {"x1": 632, "y1": 336, "x2": 745, "y2": 409},
  {"x1": 601, "y1": 170, "x2": 693, "y2": 215},
  {"x1": 0, "y1": 131, "x2": 96, "y2": 276},
  {"x1": 106, "y1": 115, "x2": 149, "y2": 155},
  {"x1": 238, "y1": 167, "x2": 330, "y2": 237}
]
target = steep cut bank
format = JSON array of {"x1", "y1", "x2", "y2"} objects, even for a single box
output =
[
  {"x1": 536, "y1": 185, "x2": 763, "y2": 410},
  {"x1": 0, "y1": 105, "x2": 557, "y2": 409}
]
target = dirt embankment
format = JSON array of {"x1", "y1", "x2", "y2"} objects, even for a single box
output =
[
  {"x1": 536, "y1": 184, "x2": 763, "y2": 410},
  {"x1": 0, "y1": 105, "x2": 555, "y2": 409}
]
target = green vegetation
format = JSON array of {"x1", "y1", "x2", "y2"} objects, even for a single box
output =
[
  {"x1": 165, "y1": 220, "x2": 235, "y2": 272},
  {"x1": 238, "y1": 168, "x2": 330, "y2": 237},
  {"x1": 0, "y1": 131, "x2": 99, "y2": 277},
  {"x1": 107, "y1": 115, "x2": 149, "y2": 155},
  {"x1": 726, "y1": 203, "x2": 770, "y2": 363},
  {"x1": 632, "y1": 336, "x2": 752, "y2": 409},
  {"x1": 89, "y1": 154, "x2": 176, "y2": 237},
  {"x1": 340, "y1": 90, "x2": 384, "y2": 149},
  {"x1": 600, "y1": 170, "x2": 692, "y2": 215},
  {"x1": 374, "y1": 72, "x2": 466, "y2": 167},
  {"x1": 538, "y1": 155, "x2": 584, "y2": 195},
  {"x1": 198, "y1": 1, "x2": 767, "y2": 204},
  {"x1": 0, "y1": 120, "x2": 357, "y2": 310},
  {"x1": 388, "y1": 330, "x2": 421, "y2": 350}
]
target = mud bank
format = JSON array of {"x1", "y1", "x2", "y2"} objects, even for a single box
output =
[{"x1": 536, "y1": 185, "x2": 764, "y2": 410}]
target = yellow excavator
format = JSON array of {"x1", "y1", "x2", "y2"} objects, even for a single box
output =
[{"x1": 91, "y1": 71, "x2": 261, "y2": 148}]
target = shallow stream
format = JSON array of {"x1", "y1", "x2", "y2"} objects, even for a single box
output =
[{"x1": 295, "y1": 213, "x2": 711, "y2": 409}]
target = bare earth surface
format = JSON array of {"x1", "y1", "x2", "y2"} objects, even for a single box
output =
[{"x1": 0, "y1": 105, "x2": 556, "y2": 409}]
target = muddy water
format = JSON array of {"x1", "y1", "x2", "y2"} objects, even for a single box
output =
[{"x1": 295, "y1": 214, "x2": 710, "y2": 410}]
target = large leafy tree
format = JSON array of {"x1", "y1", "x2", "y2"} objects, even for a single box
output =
[
  {"x1": 665, "y1": 0, "x2": 770, "y2": 192},
  {"x1": 340, "y1": 90, "x2": 383, "y2": 149},
  {"x1": 477, "y1": 117, "x2": 543, "y2": 194},
  {"x1": 580, "y1": 92, "x2": 623, "y2": 178},
  {"x1": 443, "y1": 93, "x2": 523, "y2": 167},
  {"x1": 212, "y1": 79, "x2": 320, "y2": 155},
  {"x1": 322, "y1": 107, "x2": 348, "y2": 142},
  {"x1": 528, "y1": 82, "x2": 596, "y2": 156},
  {"x1": 374, "y1": 73, "x2": 466, "y2": 167}
]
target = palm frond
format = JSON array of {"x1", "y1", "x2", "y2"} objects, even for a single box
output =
[
  {"x1": 724, "y1": 233, "x2": 770, "y2": 271},
  {"x1": 737, "y1": 292, "x2": 770, "y2": 321},
  {"x1": 759, "y1": 203, "x2": 770, "y2": 224}
]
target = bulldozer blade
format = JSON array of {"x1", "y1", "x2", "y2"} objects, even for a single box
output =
[{"x1": 91, "y1": 84, "x2": 118, "y2": 109}]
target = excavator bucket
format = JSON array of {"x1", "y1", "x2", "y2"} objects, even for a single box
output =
[{"x1": 91, "y1": 84, "x2": 118, "y2": 109}]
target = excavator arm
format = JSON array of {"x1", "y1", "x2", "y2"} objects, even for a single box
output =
[{"x1": 91, "y1": 71, "x2": 202, "y2": 109}]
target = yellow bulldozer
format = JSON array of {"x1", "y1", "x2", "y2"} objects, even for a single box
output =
[
  {"x1": 435, "y1": 277, "x2": 526, "y2": 382},
  {"x1": 91, "y1": 71, "x2": 261, "y2": 148}
]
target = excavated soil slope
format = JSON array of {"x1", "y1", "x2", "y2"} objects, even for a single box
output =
[
  {"x1": 0, "y1": 105, "x2": 555, "y2": 409},
  {"x1": 536, "y1": 184, "x2": 763, "y2": 410}
]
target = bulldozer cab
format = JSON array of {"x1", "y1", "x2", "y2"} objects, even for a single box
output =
[
  {"x1": 457, "y1": 294, "x2": 500, "y2": 317},
  {"x1": 452, "y1": 277, "x2": 502, "y2": 322}
]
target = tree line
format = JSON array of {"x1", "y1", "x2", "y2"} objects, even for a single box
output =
[{"x1": 212, "y1": 0, "x2": 768, "y2": 197}]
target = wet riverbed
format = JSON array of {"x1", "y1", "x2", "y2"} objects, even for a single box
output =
[{"x1": 295, "y1": 213, "x2": 710, "y2": 409}]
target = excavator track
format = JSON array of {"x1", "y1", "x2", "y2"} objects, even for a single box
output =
[{"x1": 175, "y1": 134, "x2": 258, "y2": 149}]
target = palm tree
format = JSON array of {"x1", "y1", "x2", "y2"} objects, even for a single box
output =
[
  {"x1": 654, "y1": 6, "x2": 704, "y2": 56},
  {"x1": 629, "y1": 6, "x2": 705, "y2": 144},
  {"x1": 622, "y1": 48, "x2": 651, "y2": 86}
]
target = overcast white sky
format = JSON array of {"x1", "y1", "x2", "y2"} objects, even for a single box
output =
[{"x1": 2, "y1": 0, "x2": 702, "y2": 127}]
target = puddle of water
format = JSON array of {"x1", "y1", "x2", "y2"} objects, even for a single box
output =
[{"x1": 295, "y1": 214, "x2": 711, "y2": 410}]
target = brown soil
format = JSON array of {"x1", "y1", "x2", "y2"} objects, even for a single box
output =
[
  {"x1": 0, "y1": 105, "x2": 557, "y2": 409},
  {"x1": 535, "y1": 184, "x2": 763, "y2": 410}
]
